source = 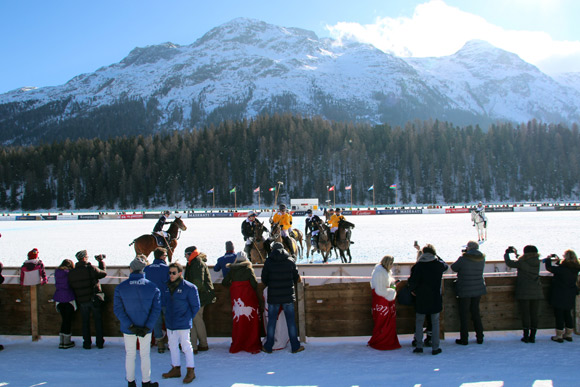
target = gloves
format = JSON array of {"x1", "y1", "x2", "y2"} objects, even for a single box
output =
[{"x1": 129, "y1": 325, "x2": 150, "y2": 337}]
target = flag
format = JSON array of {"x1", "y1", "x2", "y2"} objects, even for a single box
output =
[
  {"x1": 328, "y1": 186, "x2": 335, "y2": 192},
  {"x1": 207, "y1": 188, "x2": 214, "y2": 194},
  {"x1": 230, "y1": 187, "x2": 236, "y2": 194},
  {"x1": 368, "y1": 185, "x2": 374, "y2": 191},
  {"x1": 345, "y1": 185, "x2": 352, "y2": 190},
  {"x1": 254, "y1": 187, "x2": 260, "y2": 193},
  {"x1": 269, "y1": 187, "x2": 275, "y2": 192},
  {"x1": 389, "y1": 184, "x2": 397, "y2": 189}
]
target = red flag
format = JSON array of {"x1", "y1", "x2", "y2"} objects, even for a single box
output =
[{"x1": 328, "y1": 186, "x2": 335, "y2": 192}]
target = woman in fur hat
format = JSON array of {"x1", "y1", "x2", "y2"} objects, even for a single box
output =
[
  {"x1": 504, "y1": 245, "x2": 544, "y2": 343},
  {"x1": 544, "y1": 249, "x2": 580, "y2": 343},
  {"x1": 367, "y1": 255, "x2": 401, "y2": 350},
  {"x1": 222, "y1": 251, "x2": 262, "y2": 354}
]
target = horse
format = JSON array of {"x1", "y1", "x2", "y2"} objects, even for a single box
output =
[
  {"x1": 335, "y1": 218, "x2": 354, "y2": 263},
  {"x1": 289, "y1": 229, "x2": 304, "y2": 260},
  {"x1": 471, "y1": 210, "x2": 487, "y2": 242},
  {"x1": 269, "y1": 222, "x2": 299, "y2": 258},
  {"x1": 315, "y1": 222, "x2": 334, "y2": 264},
  {"x1": 249, "y1": 220, "x2": 268, "y2": 264},
  {"x1": 129, "y1": 216, "x2": 187, "y2": 262}
]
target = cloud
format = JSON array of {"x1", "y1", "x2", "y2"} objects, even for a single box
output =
[{"x1": 326, "y1": 0, "x2": 580, "y2": 74}]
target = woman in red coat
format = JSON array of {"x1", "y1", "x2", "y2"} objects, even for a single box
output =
[{"x1": 368, "y1": 255, "x2": 401, "y2": 350}]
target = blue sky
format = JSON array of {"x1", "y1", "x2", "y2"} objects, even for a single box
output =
[{"x1": 1, "y1": 0, "x2": 579, "y2": 94}]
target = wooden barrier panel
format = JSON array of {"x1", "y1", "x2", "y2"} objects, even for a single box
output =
[{"x1": 0, "y1": 276, "x2": 570, "y2": 339}]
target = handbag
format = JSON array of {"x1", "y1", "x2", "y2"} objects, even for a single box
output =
[{"x1": 397, "y1": 285, "x2": 415, "y2": 306}]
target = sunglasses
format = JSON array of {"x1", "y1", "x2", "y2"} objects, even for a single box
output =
[{"x1": 169, "y1": 271, "x2": 179, "y2": 275}]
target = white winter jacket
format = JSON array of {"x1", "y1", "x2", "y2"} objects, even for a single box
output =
[{"x1": 370, "y1": 264, "x2": 396, "y2": 301}]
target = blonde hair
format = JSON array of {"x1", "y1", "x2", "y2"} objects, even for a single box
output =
[
  {"x1": 380, "y1": 255, "x2": 394, "y2": 271},
  {"x1": 563, "y1": 249, "x2": 579, "y2": 265}
]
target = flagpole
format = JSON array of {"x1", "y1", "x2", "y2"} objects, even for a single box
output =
[
  {"x1": 258, "y1": 189, "x2": 261, "y2": 210},
  {"x1": 213, "y1": 190, "x2": 215, "y2": 209},
  {"x1": 333, "y1": 189, "x2": 335, "y2": 207},
  {"x1": 350, "y1": 187, "x2": 352, "y2": 209},
  {"x1": 235, "y1": 189, "x2": 237, "y2": 212},
  {"x1": 373, "y1": 184, "x2": 375, "y2": 207}
]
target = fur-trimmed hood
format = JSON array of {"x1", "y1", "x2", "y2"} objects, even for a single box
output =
[
  {"x1": 418, "y1": 252, "x2": 436, "y2": 262},
  {"x1": 226, "y1": 260, "x2": 252, "y2": 269}
]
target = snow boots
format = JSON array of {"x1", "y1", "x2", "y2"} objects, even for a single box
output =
[
  {"x1": 551, "y1": 329, "x2": 564, "y2": 343},
  {"x1": 529, "y1": 328, "x2": 537, "y2": 343},
  {"x1": 142, "y1": 382, "x2": 159, "y2": 387},
  {"x1": 59, "y1": 333, "x2": 75, "y2": 349},
  {"x1": 183, "y1": 367, "x2": 196, "y2": 384},
  {"x1": 157, "y1": 335, "x2": 167, "y2": 353},
  {"x1": 162, "y1": 366, "x2": 181, "y2": 379},
  {"x1": 521, "y1": 329, "x2": 529, "y2": 343},
  {"x1": 564, "y1": 327, "x2": 574, "y2": 342}
]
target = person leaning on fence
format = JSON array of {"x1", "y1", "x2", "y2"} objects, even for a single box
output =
[
  {"x1": 68, "y1": 250, "x2": 107, "y2": 349},
  {"x1": 367, "y1": 255, "x2": 401, "y2": 351},
  {"x1": 162, "y1": 262, "x2": 200, "y2": 384},
  {"x1": 213, "y1": 241, "x2": 237, "y2": 278},
  {"x1": 408, "y1": 244, "x2": 448, "y2": 355},
  {"x1": 451, "y1": 241, "x2": 486, "y2": 345},
  {"x1": 143, "y1": 247, "x2": 170, "y2": 353},
  {"x1": 183, "y1": 246, "x2": 216, "y2": 354},
  {"x1": 544, "y1": 249, "x2": 580, "y2": 343},
  {"x1": 20, "y1": 248, "x2": 48, "y2": 286},
  {"x1": 261, "y1": 241, "x2": 304, "y2": 354},
  {"x1": 114, "y1": 255, "x2": 161, "y2": 387},
  {"x1": 54, "y1": 259, "x2": 77, "y2": 349},
  {"x1": 504, "y1": 245, "x2": 544, "y2": 343}
]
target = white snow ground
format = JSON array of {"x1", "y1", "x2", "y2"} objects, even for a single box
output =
[
  {"x1": 0, "y1": 330, "x2": 576, "y2": 386},
  {"x1": 1, "y1": 211, "x2": 580, "y2": 267}
]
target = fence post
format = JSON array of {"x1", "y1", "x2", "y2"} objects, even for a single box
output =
[
  {"x1": 30, "y1": 285, "x2": 40, "y2": 341},
  {"x1": 297, "y1": 281, "x2": 307, "y2": 343},
  {"x1": 575, "y1": 294, "x2": 580, "y2": 334}
]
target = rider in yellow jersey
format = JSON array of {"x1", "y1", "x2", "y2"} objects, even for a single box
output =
[
  {"x1": 329, "y1": 208, "x2": 345, "y2": 245},
  {"x1": 271, "y1": 204, "x2": 294, "y2": 254}
]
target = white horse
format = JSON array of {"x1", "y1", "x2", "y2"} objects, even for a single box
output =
[{"x1": 471, "y1": 210, "x2": 487, "y2": 242}]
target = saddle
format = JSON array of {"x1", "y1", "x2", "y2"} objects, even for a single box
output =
[{"x1": 152, "y1": 232, "x2": 171, "y2": 247}]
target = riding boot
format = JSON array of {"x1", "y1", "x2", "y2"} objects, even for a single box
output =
[
  {"x1": 244, "y1": 244, "x2": 252, "y2": 258},
  {"x1": 330, "y1": 233, "x2": 335, "y2": 247},
  {"x1": 264, "y1": 239, "x2": 272, "y2": 254},
  {"x1": 283, "y1": 236, "x2": 294, "y2": 255}
]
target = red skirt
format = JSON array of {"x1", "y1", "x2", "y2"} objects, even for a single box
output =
[
  {"x1": 229, "y1": 280, "x2": 262, "y2": 354},
  {"x1": 368, "y1": 289, "x2": 401, "y2": 350}
]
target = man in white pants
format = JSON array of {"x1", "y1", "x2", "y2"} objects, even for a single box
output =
[
  {"x1": 114, "y1": 255, "x2": 161, "y2": 387},
  {"x1": 162, "y1": 262, "x2": 200, "y2": 384}
]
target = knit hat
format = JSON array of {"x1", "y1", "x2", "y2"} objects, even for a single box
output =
[
  {"x1": 225, "y1": 241, "x2": 235, "y2": 252},
  {"x1": 75, "y1": 250, "x2": 88, "y2": 261},
  {"x1": 28, "y1": 248, "x2": 39, "y2": 260},
  {"x1": 235, "y1": 251, "x2": 248, "y2": 263},
  {"x1": 466, "y1": 241, "x2": 479, "y2": 251},
  {"x1": 523, "y1": 245, "x2": 538, "y2": 254},
  {"x1": 130, "y1": 256, "x2": 147, "y2": 273}
]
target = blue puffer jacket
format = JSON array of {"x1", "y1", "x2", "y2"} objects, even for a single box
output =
[
  {"x1": 162, "y1": 278, "x2": 201, "y2": 330},
  {"x1": 144, "y1": 259, "x2": 169, "y2": 291},
  {"x1": 214, "y1": 252, "x2": 237, "y2": 277},
  {"x1": 114, "y1": 273, "x2": 161, "y2": 334}
]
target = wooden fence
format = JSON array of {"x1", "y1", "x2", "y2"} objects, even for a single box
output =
[{"x1": 1, "y1": 275, "x2": 577, "y2": 341}]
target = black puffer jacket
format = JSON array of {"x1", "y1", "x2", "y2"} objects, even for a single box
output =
[
  {"x1": 68, "y1": 260, "x2": 107, "y2": 303},
  {"x1": 261, "y1": 243, "x2": 300, "y2": 304},
  {"x1": 451, "y1": 249, "x2": 487, "y2": 298},
  {"x1": 546, "y1": 259, "x2": 580, "y2": 309},
  {"x1": 408, "y1": 253, "x2": 449, "y2": 314},
  {"x1": 504, "y1": 252, "x2": 544, "y2": 300}
]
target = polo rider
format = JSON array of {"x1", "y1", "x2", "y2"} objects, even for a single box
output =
[
  {"x1": 153, "y1": 211, "x2": 172, "y2": 240},
  {"x1": 305, "y1": 209, "x2": 322, "y2": 253},
  {"x1": 272, "y1": 204, "x2": 294, "y2": 255},
  {"x1": 328, "y1": 208, "x2": 345, "y2": 246}
]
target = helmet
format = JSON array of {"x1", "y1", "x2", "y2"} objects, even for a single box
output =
[
  {"x1": 248, "y1": 212, "x2": 257, "y2": 217},
  {"x1": 279, "y1": 204, "x2": 287, "y2": 210},
  {"x1": 306, "y1": 209, "x2": 313, "y2": 214},
  {"x1": 336, "y1": 208, "x2": 342, "y2": 212},
  {"x1": 163, "y1": 210, "x2": 170, "y2": 216}
]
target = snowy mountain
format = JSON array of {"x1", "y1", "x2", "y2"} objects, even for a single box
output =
[{"x1": 1, "y1": 18, "x2": 580, "y2": 145}]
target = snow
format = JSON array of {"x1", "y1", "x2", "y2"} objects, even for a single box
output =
[
  {"x1": 0, "y1": 330, "x2": 577, "y2": 386},
  {"x1": 1, "y1": 211, "x2": 580, "y2": 268}
]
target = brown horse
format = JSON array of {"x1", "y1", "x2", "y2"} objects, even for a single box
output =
[
  {"x1": 335, "y1": 219, "x2": 354, "y2": 263},
  {"x1": 289, "y1": 228, "x2": 304, "y2": 260},
  {"x1": 269, "y1": 222, "x2": 299, "y2": 258},
  {"x1": 129, "y1": 216, "x2": 187, "y2": 262},
  {"x1": 316, "y1": 222, "x2": 334, "y2": 263},
  {"x1": 249, "y1": 220, "x2": 268, "y2": 264}
]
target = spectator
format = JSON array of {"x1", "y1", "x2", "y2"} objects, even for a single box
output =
[
  {"x1": 504, "y1": 245, "x2": 544, "y2": 343},
  {"x1": 368, "y1": 255, "x2": 401, "y2": 351},
  {"x1": 408, "y1": 244, "x2": 448, "y2": 355},
  {"x1": 68, "y1": 250, "x2": 107, "y2": 349},
  {"x1": 183, "y1": 246, "x2": 216, "y2": 354},
  {"x1": 451, "y1": 241, "x2": 486, "y2": 345},
  {"x1": 0, "y1": 260, "x2": 4, "y2": 351},
  {"x1": 20, "y1": 248, "x2": 48, "y2": 286},
  {"x1": 261, "y1": 242, "x2": 304, "y2": 354},
  {"x1": 222, "y1": 251, "x2": 262, "y2": 354},
  {"x1": 144, "y1": 247, "x2": 170, "y2": 353},
  {"x1": 544, "y1": 250, "x2": 580, "y2": 343},
  {"x1": 114, "y1": 255, "x2": 161, "y2": 387},
  {"x1": 412, "y1": 241, "x2": 432, "y2": 347},
  {"x1": 54, "y1": 259, "x2": 77, "y2": 349},
  {"x1": 213, "y1": 241, "x2": 237, "y2": 278},
  {"x1": 162, "y1": 262, "x2": 200, "y2": 384}
]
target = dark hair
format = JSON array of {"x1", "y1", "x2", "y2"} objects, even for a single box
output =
[
  {"x1": 169, "y1": 262, "x2": 183, "y2": 273},
  {"x1": 58, "y1": 259, "x2": 74, "y2": 270},
  {"x1": 154, "y1": 247, "x2": 167, "y2": 260}
]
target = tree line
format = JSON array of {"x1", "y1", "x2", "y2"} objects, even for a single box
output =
[{"x1": 0, "y1": 114, "x2": 579, "y2": 211}]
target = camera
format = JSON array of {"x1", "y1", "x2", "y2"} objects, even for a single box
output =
[
  {"x1": 507, "y1": 246, "x2": 516, "y2": 253},
  {"x1": 95, "y1": 254, "x2": 106, "y2": 261}
]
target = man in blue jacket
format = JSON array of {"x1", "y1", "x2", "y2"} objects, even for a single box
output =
[
  {"x1": 213, "y1": 241, "x2": 237, "y2": 278},
  {"x1": 161, "y1": 262, "x2": 200, "y2": 384},
  {"x1": 144, "y1": 247, "x2": 170, "y2": 353},
  {"x1": 114, "y1": 255, "x2": 161, "y2": 387}
]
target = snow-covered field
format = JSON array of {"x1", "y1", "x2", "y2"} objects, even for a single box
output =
[
  {"x1": 1, "y1": 211, "x2": 580, "y2": 267},
  {"x1": 0, "y1": 331, "x2": 577, "y2": 386}
]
